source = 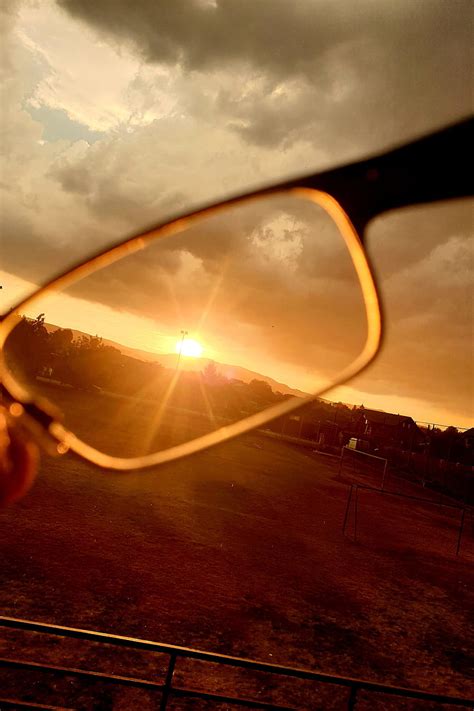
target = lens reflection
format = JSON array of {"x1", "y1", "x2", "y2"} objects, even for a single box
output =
[{"x1": 4, "y1": 192, "x2": 369, "y2": 458}]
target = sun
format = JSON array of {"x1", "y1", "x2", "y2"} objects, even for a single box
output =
[{"x1": 176, "y1": 338, "x2": 203, "y2": 358}]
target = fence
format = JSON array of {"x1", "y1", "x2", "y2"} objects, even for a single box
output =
[
  {"x1": 268, "y1": 407, "x2": 473, "y2": 505},
  {"x1": 1, "y1": 616, "x2": 473, "y2": 709},
  {"x1": 385, "y1": 444, "x2": 473, "y2": 505},
  {"x1": 338, "y1": 446, "x2": 388, "y2": 489},
  {"x1": 342, "y1": 483, "x2": 471, "y2": 557}
]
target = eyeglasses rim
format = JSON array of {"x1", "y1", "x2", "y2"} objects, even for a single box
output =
[
  {"x1": 2, "y1": 116, "x2": 471, "y2": 468},
  {"x1": 0, "y1": 187, "x2": 382, "y2": 470}
]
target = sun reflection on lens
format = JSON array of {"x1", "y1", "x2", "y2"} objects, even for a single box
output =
[{"x1": 175, "y1": 338, "x2": 203, "y2": 357}]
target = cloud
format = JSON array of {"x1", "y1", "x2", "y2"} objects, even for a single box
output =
[
  {"x1": 54, "y1": 1, "x2": 460, "y2": 84},
  {"x1": 16, "y1": 1, "x2": 149, "y2": 132},
  {"x1": 56, "y1": 0, "x2": 472, "y2": 155},
  {"x1": 1, "y1": 0, "x2": 472, "y2": 426},
  {"x1": 61, "y1": 193, "x2": 367, "y2": 372},
  {"x1": 2, "y1": 4, "x2": 326, "y2": 286},
  {"x1": 351, "y1": 201, "x2": 474, "y2": 421}
]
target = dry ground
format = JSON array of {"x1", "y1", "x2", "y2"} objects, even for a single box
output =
[{"x1": 0, "y1": 415, "x2": 473, "y2": 708}]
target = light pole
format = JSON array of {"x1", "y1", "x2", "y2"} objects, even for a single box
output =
[{"x1": 175, "y1": 329, "x2": 188, "y2": 372}]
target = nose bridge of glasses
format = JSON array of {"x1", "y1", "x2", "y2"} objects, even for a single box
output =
[
  {"x1": 362, "y1": 118, "x2": 472, "y2": 217},
  {"x1": 298, "y1": 117, "x2": 472, "y2": 239}
]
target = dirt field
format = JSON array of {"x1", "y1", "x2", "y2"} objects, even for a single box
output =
[{"x1": 1, "y1": 427, "x2": 473, "y2": 708}]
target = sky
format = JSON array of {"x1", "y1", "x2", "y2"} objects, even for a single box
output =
[{"x1": 1, "y1": 0, "x2": 473, "y2": 427}]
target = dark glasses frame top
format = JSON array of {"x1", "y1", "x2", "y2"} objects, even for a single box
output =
[{"x1": 291, "y1": 115, "x2": 473, "y2": 239}]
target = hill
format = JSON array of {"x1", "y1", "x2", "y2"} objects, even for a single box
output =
[{"x1": 44, "y1": 322, "x2": 308, "y2": 399}]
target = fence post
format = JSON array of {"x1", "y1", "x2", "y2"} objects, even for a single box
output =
[
  {"x1": 381, "y1": 460, "x2": 388, "y2": 491},
  {"x1": 160, "y1": 654, "x2": 177, "y2": 710},
  {"x1": 347, "y1": 685, "x2": 358, "y2": 710},
  {"x1": 342, "y1": 484, "x2": 354, "y2": 536},
  {"x1": 354, "y1": 485, "x2": 359, "y2": 542},
  {"x1": 456, "y1": 508, "x2": 466, "y2": 557},
  {"x1": 338, "y1": 447, "x2": 345, "y2": 477}
]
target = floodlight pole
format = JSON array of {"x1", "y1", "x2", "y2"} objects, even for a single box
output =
[{"x1": 175, "y1": 329, "x2": 188, "y2": 372}]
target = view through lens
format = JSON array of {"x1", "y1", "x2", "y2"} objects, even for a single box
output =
[{"x1": 4, "y1": 192, "x2": 368, "y2": 458}]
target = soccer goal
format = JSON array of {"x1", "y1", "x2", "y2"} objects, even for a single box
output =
[
  {"x1": 338, "y1": 445, "x2": 388, "y2": 489},
  {"x1": 342, "y1": 483, "x2": 471, "y2": 558}
]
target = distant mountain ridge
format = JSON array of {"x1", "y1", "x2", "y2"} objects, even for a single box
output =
[
  {"x1": 45, "y1": 323, "x2": 309, "y2": 399},
  {"x1": 142, "y1": 352, "x2": 309, "y2": 399}
]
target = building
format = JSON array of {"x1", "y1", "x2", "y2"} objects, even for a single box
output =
[{"x1": 353, "y1": 408, "x2": 423, "y2": 450}]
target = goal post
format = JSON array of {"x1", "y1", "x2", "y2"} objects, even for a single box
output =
[
  {"x1": 339, "y1": 445, "x2": 388, "y2": 490},
  {"x1": 342, "y1": 482, "x2": 471, "y2": 558}
]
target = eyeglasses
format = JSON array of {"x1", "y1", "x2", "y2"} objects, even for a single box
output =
[{"x1": 1, "y1": 118, "x2": 471, "y2": 470}]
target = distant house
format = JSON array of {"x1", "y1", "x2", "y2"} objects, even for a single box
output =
[
  {"x1": 272, "y1": 402, "x2": 428, "y2": 453},
  {"x1": 458, "y1": 428, "x2": 474, "y2": 467},
  {"x1": 353, "y1": 408, "x2": 423, "y2": 450},
  {"x1": 271, "y1": 400, "x2": 352, "y2": 444},
  {"x1": 459, "y1": 427, "x2": 474, "y2": 446}
]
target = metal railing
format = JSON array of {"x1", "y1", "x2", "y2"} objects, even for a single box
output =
[{"x1": 1, "y1": 616, "x2": 473, "y2": 709}]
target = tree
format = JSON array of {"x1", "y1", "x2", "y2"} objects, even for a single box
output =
[
  {"x1": 75, "y1": 334, "x2": 105, "y2": 351},
  {"x1": 202, "y1": 361, "x2": 220, "y2": 384},
  {"x1": 6, "y1": 314, "x2": 50, "y2": 378},
  {"x1": 248, "y1": 379, "x2": 274, "y2": 404},
  {"x1": 49, "y1": 327, "x2": 73, "y2": 354}
]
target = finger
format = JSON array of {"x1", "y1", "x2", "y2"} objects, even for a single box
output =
[{"x1": 0, "y1": 418, "x2": 39, "y2": 506}]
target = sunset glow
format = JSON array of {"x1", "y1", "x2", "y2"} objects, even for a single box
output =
[
  {"x1": 176, "y1": 338, "x2": 203, "y2": 358},
  {"x1": 1, "y1": 5, "x2": 473, "y2": 700}
]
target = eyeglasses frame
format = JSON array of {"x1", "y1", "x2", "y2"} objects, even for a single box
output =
[{"x1": 0, "y1": 117, "x2": 471, "y2": 470}]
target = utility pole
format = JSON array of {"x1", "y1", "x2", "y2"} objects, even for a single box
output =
[{"x1": 175, "y1": 329, "x2": 188, "y2": 372}]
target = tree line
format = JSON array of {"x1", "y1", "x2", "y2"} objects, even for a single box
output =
[{"x1": 6, "y1": 315, "x2": 289, "y2": 419}]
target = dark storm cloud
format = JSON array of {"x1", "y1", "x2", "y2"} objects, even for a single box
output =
[
  {"x1": 56, "y1": 0, "x2": 361, "y2": 75},
  {"x1": 55, "y1": 0, "x2": 466, "y2": 83},
  {"x1": 57, "y1": 0, "x2": 472, "y2": 153},
  {"x1": 0, "y1": 197, "x2": 116, "y2": 286},
  {"x1": 0, "y1": 199, "x2": 77, "y2": 285},
  {"x1": 48, "y1": 136, "x2": 190, "y2": 232}
]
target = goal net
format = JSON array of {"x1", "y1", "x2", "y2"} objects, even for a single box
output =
[{"x1": 339, "y1": 446, "x2": 388, "y2": 489}]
